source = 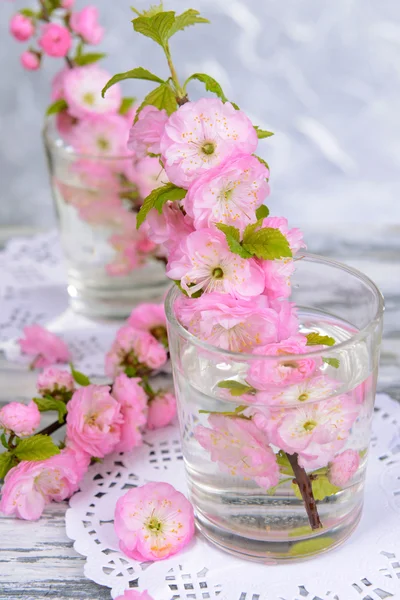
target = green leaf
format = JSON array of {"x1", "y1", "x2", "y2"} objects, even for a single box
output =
[
  {"x1": 125, "y1": 366, "x2": 137, "y2": 378},
  {"x1": 1, "y1": 433, "x2": 8, "y2": 450},
  {"x1": 288, "y1": 525, "x2": 314, "y2": 538},
  {"x1": 102, "y1": 67, "x2": 165, "y2": 98},
  {"x1": 132, "y1": 11, "x2": 176, "y2": 48},
  {"x1": 0, "y1": 452, "x2": 14, "y2": 480},
  {"x1": 242, "y1": 227, "x2": 292, "y2": 260},
  {"x1": 136, "y1": 183, "x2": 186, "y2": 228},
  {"x1": 20, "y1": 8, "x2": 37, "y2": 17},
  {"x1": 119, "y1": 97, "x2": 136, "y2": 115},
  {"x1": 135, "y1": 83, "x2": 177, "y2": 119},
  {"x1": 33, "y1": 396, "x2": 67, "y2": 424},
  {"x1": 215, "y1": 223, "x2": 252, "y2": 259},
  {"x1": 254, "y1": 154, "x2": 270, "y2": 171},
  {"x1": 217, "y1": 380, "x2": 254, "y2": 397},
  {"x1": 254, "y1": 126, "x2": 274, "y2": 139},
  {"x1": 289, "y1": 536, "x2": 334, "y2": 557},
  {"x1": 14, "y1": 435, "x2": 60, "y2": 461},
  {"x1": 292, "y1": 475, "x2": 340, "y2": 502},
  {"x1": 255, "y1": 205, "x2": 270, "y2": 220},
  {"x1": 70, "y1": 365, "x2": 91, "y2": 387},
  {"x1": 276, "y1": 450, "x2": 294, "y2": 476},
  {"x1": 74, "y1": 53, "x2": 106, "y2": 67},
  {"x1": 173, "y1": 280, "x2": 203, "y2": 299},
  {"x1": 168, "y1": 9, "x2": 210, "y2": 37},
  {"x1": 184, "y1": 73, "x2": 227, "y2": 102},
  {"x1": 131, "y1": 3, "x2": 164, "y2": 18},
  {"x1": 322, "y1": 357, "x2": 340, "y2": 369},
  {"x1": 306, "y1": 333, "x2": 335, "y2": 347},
  {"x1": 46, "y1": 99, "x2": 68, "y2": 116}
]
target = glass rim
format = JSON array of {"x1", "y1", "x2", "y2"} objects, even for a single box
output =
[
  {"x1": 165, "y1": 252, "x2": 385, "y2": 361},
  {"x1": 42, "y1": 117, "x2": 136, "y2": 162}
]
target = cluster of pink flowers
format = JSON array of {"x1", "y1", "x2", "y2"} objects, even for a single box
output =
[{"x1": 1, "y1": 305, "x2": 177, "y2": 521}]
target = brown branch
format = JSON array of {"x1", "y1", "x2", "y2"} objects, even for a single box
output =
[
  {"x1": 287, "y1": 452, "x2": 322, "y2": 530},
  {"x1": 37, "y1": 418, "x2": 66, "y2": 437},
  {"x1": 177, "y1": 95, "x2": 189, "y2": 106}
]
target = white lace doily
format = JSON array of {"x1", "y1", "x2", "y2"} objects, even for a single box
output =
[
  {"x1": 65, "y1": 393, "x2": 400, "y2": 600},
  {"x1": 0, "y1": 231, "x2": 138, "y2": 376}
]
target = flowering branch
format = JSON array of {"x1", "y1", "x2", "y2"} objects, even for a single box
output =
[{"x1": 287, "y1": 453, "x2": 322, "y2": 530}]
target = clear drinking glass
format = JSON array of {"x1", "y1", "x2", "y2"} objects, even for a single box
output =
[
  {"x1": 43, "y1": 119, "x2": 168, "y2": 318},
  {"x1": 166, "y1": 254, "x2": 384, "y2": 562}
]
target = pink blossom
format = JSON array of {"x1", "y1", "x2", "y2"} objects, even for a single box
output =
[
  {"x1": 51, "y1": 67, "x2": 69, "y2": 101},
  {"x1": 66, "y1": 385, "x2": 123, "y2": 458},
  {"x1": 70, "y1": 115, "x2": 130, "y2": 157},
  {"x1": 70, "y1": 6, "x2": 104, "y2": 45},
  {"x1": 147, "y1": 392, "x2": 176, "y2": 430},
  {"x1": 254, "y1": 375, "x2": 337, "y2": 408},
  {"x1": 185, "y1": 154, "x2": 269, "y2": 232},
  {"x1": 77, "y1": 198, "x2": 126, "y2": 226},
  {"x1": 247, "y1": 335, "x2": 318, "y2": 390},
  {"x1": 127, "y1": 303, "x2": 166, "y2": 341},
  {"x1": 135, "y1": 156, "x2": 167, "y2": 199},
  {"x1": 114, "y1": 482, "x2": 195, "y2": 561},
  {"x1": 263, "y1": 394, "x2": 359, "y2": 469},
  {"x1": 143, "y1": 202, "x2": 194, "y2": 255},
  {"x1": 0, "y1": 401, "x2": 40, "y2": 437},
  {"x1": 10, "y1": 14, "x2": 35, "y2": 41},
  {"x1": 262, "y1": 216, "x2": 306, "y2": 255},
  {"x1": 329, "y1": 449, "x2": 360, "y2": 487},
  {"x1": 63, "y1": 66, "x2": 122, "y2": 119},
  {"x1": 0, "y1": 449, "x2": 89, "y2": 520},
  {"x1": 195, "y1": 414, "x2": 279, "y2": 489},
  {"x1": 160, "y1": 98, "x2": 258, "y2": 188},
  {"x1": 105, "y1": 326, "x2": 168, "y2": 379},
  {"x1": 115, "y1": 592, "x2": 154, "y2": 600},
  {"x1": 167, "y1": 229, "x2": 265, "y2": 299},
  {"x1": 18, "y1": 324, "x2": 70, "y2": 368},
  {"x1": 37, "y1": 367, "x2": 75, "y2": 397},
  {"x1": 128, "y1": 106, "x2": 168, "y2": 157},
  {"x1": 176, "y1": 293, "x2": 280, "y2": 352},
  {"x1": 261, "y1": 258, "x2": 295, "y2": 300},
  {"x1": 38, "y1": 23, "x2": 72, "y2": 58},
  {"x1": 270, "y1": 300, "x2": 300, "y2": 341},
  {"x1": 55, "y1": 110, "x2": 76, "y2": 142},
  {"x1": 106, "y1": 236, "x2": 142, "y2": 277},
  {"x1": 21, "y1": 51, "x2": 40, "y2": 70},
  {"x1": 112, "y1": 374, "x2": 148, "y2": 452}
]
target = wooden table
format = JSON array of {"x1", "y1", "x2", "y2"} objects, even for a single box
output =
[{"x1": 1, "y1": 225, "x2": 399, "y2": 600}]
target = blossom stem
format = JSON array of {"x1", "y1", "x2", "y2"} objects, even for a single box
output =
[
  {"x1": 287, "y1": 452, "x2": 322, "y2": 530},
  {"x1": 164, "y1": 43, "x2": 188, "y2": 105},
  {"x1": 37, "y1": 417, "x2": 66, "y2": 437}
]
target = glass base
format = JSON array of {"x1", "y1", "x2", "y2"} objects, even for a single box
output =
[
  {"x1": 195, "y1": 503, "x2": 362, "y2": 563},
  {"x1": 67, "y1": 269, "x2": 170, "y2": 319}
]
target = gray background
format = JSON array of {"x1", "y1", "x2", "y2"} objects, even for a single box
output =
[{"x1": 1, "y1": 0, "x2": 399, "y2": 228}]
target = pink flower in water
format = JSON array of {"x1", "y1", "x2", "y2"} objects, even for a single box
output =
[
  {"x1": 176, "y1": 293, "x2": 280, "y2": 352},
  {"x1": 114, "y1": 482, "x2": 195, "y2": 561},
  {"x1": 167, "y1": 229, "x2": 265, "y2": 298},
  {"x1": 262, "y1": 216, "x2": 306, "y2": 255},
  {"x1": 20, "y1": 51, "x2": 40, "y2": 71},
  {"x1": 18, "y1": 324, "x2": 70, "y2": 368},
  {"x1": 264, "y1": 394, "x2": 359, "y2": 469},
  {"x1": 147, "y1": 392, "x2": 176, "y2": 430},
  {"x1": 247, "y1": 335, "x2": 318, "y2": 390},
  {"x1": 195, "y1": 414, "x2": 279, "y2": 489},
  {"x1": 105, "y1": 326, "x2": 168, "y2": 378},
  {"x1": 329, "y1": 449, "x2": 360, "y2": 487},
  {"x1": 135, "y1": 156, "x2": 167, "y2": 199},
  {"x1": 115, "y1": 591, "x2": 154, "y2": 600},
  {"x1": 161, "y1": 98, "x2": 258, "y2": 188},
  {"x1": 128, "y1": 106, "x2": 168, "y2": 158},
  {"x1": 0, "y1": 401, "x2": 40, "y2": 437},
  {"x1": 63, "y1": 66, "x2": 121, "y2": 119},
  {"x1": 128, "y1": 303, "x2": 167, "y2": 346},
  {"x1": 255, "y1": 375, "x2": 337, "y2": 407},
  {"x1": 70, "y1": 115, "x2": 130, "y2": 157},
  {"x1": 70, "y1": 6, "x2": 104, "y2": 45},
  {"x1": 38, "y1": 23, "x2": 72, "y2": 58},
  {"x1": 55, "y1": 110, "x2": 77, "y2": 141},
  {"x1": 0, "y1": 449, "x2": 89, "y2": 521},
  {"x1": 10, "y1": 14, "x2": 35, "y2": 41},
  {"x1": 270, "y1": 299, "x2": 300, "y2": 341},
  {"x1": 66, "y1": 385, "x2": 123, "y2": 458},
  {"x1": 37, "y1": 367, "x2": 75, "y2": 397},
  {"x1": 106, "y1": 236, "x2": 143, "y2": 277},
  {"x1": 185, "y1": 154, "x2": 269, "y2": 233},
  {"x1": 112, "y1": 374, "x2": 148, "y2": 452},
  {"x1": 261, "y1": 258, "x2": 295, "y2": 300}
]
